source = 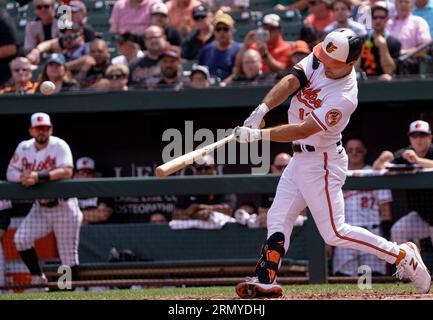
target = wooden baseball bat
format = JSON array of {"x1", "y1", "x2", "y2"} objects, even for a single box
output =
[{"x1": 155, "y1": 133, "x2": 236, "y2": 178}]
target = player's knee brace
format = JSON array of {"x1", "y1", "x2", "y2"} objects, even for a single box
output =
[{"x1": 255, "y1": 232, "x2": 285, "y2": 284}]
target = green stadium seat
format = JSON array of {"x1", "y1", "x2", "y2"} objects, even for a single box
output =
[
  {"x1": 234, "y1": 24, "x2": 255, "y2": 43},
  {"x1": 182, "y1": 60, "x2": 198, "y2": 71},
  {"x1": 282, "y1": 21, "x2": 303, "y2": 41},
  {"x1": 86, "y1": 12, "x2": 110, "y2": 32},
  {"x1": 249, "y1": 0, "x2": 274, "y2": 11},
  {"x1": 262, "y1": 8, "x2": 303, "y2": 22},
  {"x1": 229, "y1": 10, "x2": 253, "y2": 24}
]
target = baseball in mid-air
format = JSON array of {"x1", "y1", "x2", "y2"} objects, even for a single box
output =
[{"x1": 40, "y1": 81, "x2": 56, "y2": 95}]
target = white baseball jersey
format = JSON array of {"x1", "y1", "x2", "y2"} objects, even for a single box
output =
[
  {"x1": 343, "y1": 166, "x2": 392, "y2": 227},
  {"x1": 290, "y1": 53, "x2": 358, "y2": 147},
  {"x1": 7, "y1": 136, "x2": 73, "y2": 181},
  {"x1": 265, "y1": 54, "x2": 402, "y2": 268},
  {"x1": 6, "y1": 136, "x2": 82, "y2": 267}
]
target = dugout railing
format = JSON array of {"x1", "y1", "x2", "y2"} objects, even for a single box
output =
[{"x1": 1, "y1": 172, "x2": 433, "y2": 291}]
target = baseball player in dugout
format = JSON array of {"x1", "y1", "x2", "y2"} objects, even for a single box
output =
[
  {"x1": 75, "y1": 157, "x2": 114, "y2": 224},
  {"x1": 234, "y1": 29, "x2": 431, "y2": 299},
  {"x1": 373, "y1": 120, "x2": 433, "y2": 250},
  {"x1": 6, "y1": 113, "x2": 83, "y2": 290}
]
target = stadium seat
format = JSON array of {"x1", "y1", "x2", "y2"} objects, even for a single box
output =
[
  {"x1": 282, "y1": 21, "x2": 303, "y2": 41},
  {"x1": 249, "y1": 0, "x2": 274, "y2": 11}
]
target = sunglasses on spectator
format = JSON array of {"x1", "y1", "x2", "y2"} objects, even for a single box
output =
[
  {"x1": 373, "y1": 15, "x2": 387, "y2": 20},
  {"x1": 193, "y1": 15, "x2": 206, "y2": 21},
  {"x1": 106, "y1": 73, "x2": 126, "y2": 80},
  {"x1": 346, "y1": 148, "x2": 364, "y2": 154},
  {"x1": 145, "y1": 35, "x2": 162, "y2": 40},
  {"x1": 215, "y1": 26, "x2": 230, "y2": 32},
  {"x1": 308, "y1": 0, "x2": 318, "y2": 6},
  {"x1": 36, "y1": 4, "x2": 51, "y2": 10},
  {"x1": 13, "y1": 68, "x2": 31, "y2": 73},
  {"x1": 62, "y1": 34, "x2": 78, "y2": 41},
  {"x1": 409, "y1": 132, "x2": 430, "y2": 138}
]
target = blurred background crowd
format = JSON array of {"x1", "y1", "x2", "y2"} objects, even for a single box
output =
[{"x1": 0, "y1": 0, "x2": 433, "y2": 95}]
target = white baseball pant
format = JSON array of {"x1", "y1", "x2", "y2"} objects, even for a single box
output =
[
  {"x1": 332, "y1": 226, "x2": 387, "y2": 276},
  {"x1": 391, "y1": 211, "x2": 433, "y2": 245},
  {"x1": 14, "y1": 198, "x2": 83, "y2": 266},
  {"x1": 266, "y1": 145, "x2": 401, "y2": 265}
]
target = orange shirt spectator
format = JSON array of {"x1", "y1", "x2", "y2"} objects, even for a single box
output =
[
  {"x1": 167, "y1": 0, "x2": 202, "y2": 37},
  {"x1": 303, "y1": 0, "x2": 335, "y2": 33},
  {"x1": 0, "y1": 57, "x2": 39, "y2": 95},
  {"x1": 251, "y1": 38, "x2": 294, "y2": 73},
  {"x1": 249, "y1": 14, "x2": 310, "y2": 73}
]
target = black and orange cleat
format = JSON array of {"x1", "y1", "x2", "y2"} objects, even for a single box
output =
[{"x1": 235, "y1": 277, "x2": 283, "y2": 299}]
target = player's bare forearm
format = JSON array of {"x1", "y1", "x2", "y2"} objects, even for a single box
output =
[
  {"x1": 0, "y1": 44, "x2": 17, "y2": 59},
  {"x1": 48, "y1": 167, "x2": 73, "y2": 181},
  {"x1": 261, "y1": 116, "x2": 322, "y2": 142},
  {"x1": 205, "y1": 203, "x2": 233, "y2": 215},
  {"x1": 416, "y1": 157, "x2": 433, "y2": 168},
  {"x1": 262, "y1": 74, "x2": 301, "y2": 110}
]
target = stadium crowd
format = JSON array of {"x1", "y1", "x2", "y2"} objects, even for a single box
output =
[{"x1": 0, "y1": 0, "x2": 433, "y2": 95}]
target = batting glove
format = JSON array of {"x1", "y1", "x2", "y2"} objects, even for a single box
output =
[
  {"x1": 243, "y1": 103, "x2": 269, "y2": 129},
  {"x1": 234, "y1": 126, "x2": 262, "y2": 143}
]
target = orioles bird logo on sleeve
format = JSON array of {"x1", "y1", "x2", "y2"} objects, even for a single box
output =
[
  {"x1": 325, "y1": 109, "x2": 342, "y2": 127},
  {"x1": 326, "y1": 42, "x2": 338, "y2": 53}
]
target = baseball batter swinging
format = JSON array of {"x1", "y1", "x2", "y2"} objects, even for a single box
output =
[
  {"x1": 234, "y1": 29, "x2": 431, "y2": 298},
  {"x1": 6, "y1": 113, "x2": 83, "y2": 289}
]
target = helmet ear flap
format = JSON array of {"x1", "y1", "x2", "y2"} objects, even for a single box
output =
[{"x1": 346, "y1": 35, "x2": 363, "y2": 64}]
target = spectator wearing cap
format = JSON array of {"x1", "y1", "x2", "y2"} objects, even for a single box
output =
[
  {"x1": 181, "y1": 4, "x2": 215, "y2": 60},
  {"x1": 92, "y1": 64, "x2": 130, "y2": 91},
  {"x1": 324, "y1": 0, "x2": 367, "y2": 37},
  {"x1": 0, "y1": 57, "x2": 39, "y2": 95},
  {"x1": 36, "y1": 53, "x2": 78, "y2": 93},
  {"x1": 373, "y1": 120, "x2": 433, "y2": 249},
  {"x1": 413, "y1": 0, "x2": 433, "y2": 39},
  {"x1": 109, "y1": 0, "x2": 154, "y2": 36},
  {"x1": 198, "y1": 13, "x2": 241, "y2": 83},
  {"x1": 153, "y1": 46, "x2": 185, "y2": 90},
  {"x1": 230, "y1": 49, "x2": 275, "y2": 86},
  {"x1": 75, "y1": 157, "x2": 114, "y2": 224},
  {"x1": 67, "y1": 39, "x2": 111, "y2": 88},
  {"x1": 69, "y1": 0, "x2": 96, "y2": 43},
  {"x1": 236, "y1": 14, "x2": 310, "y2": 74},
  {"x1": 189, "y1": 64, "x2": 211, "y2": 88},
  {"x1": 27, "y1": 24, "x2": 90, "y2": 65},
  {"x1": 387, "y1": 0, "x2": 431, "y2": 55},
  {"x1": 374, "y1": 120, "x2": 433, "y2": 170},
  {"x1": 167, "y1": 0, "x2": 202, "y2": 38},
  {"x1": 112, "y1": 32, "x2": 145, "y2": 67},
  {"x1": 303, "y1": 0, "x2": 335, "y2": 33},
  {"x1": 0, "y1": 9, "x2": 19, "y2": 86},
  {"x1": 150, "y1": 2, "x2": 183, "y2": 47},
  {"x1": 357, "y1": 3, "x2": 401, "y2": 80},
  {"x1": 24, "y1": 0, "x2": 60, "y2": 53},
  {"x1": 355, "y1": 0, "x2": 396, "y2": 30},
  {"x1": 129, "y1": 25, "x2": 167, "y2": 87}
]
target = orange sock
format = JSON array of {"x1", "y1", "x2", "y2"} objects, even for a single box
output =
[{"x1": 395, "y1": 249, "x2": 406, "y2": 266}]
